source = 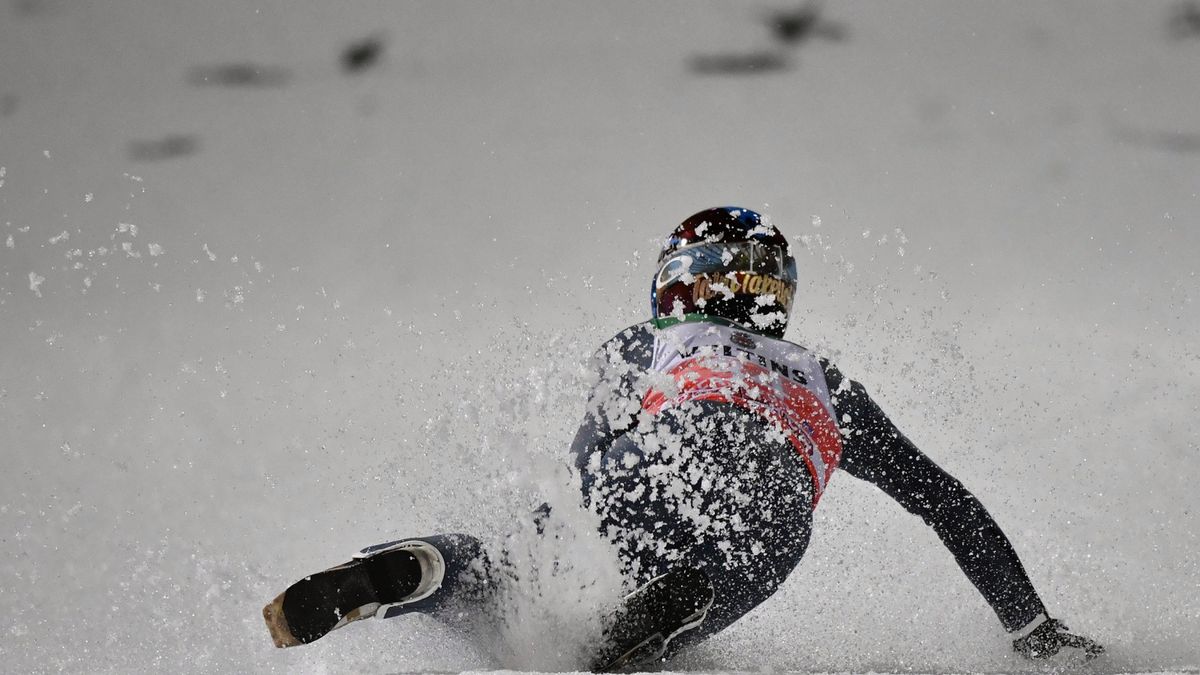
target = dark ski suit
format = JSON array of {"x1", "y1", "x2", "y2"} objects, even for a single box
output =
[{"x1": 568, "y1": 319, "x2": 1046, "y2": 648}]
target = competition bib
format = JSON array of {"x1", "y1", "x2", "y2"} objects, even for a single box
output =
[{"x1": 641, "y1": 322, "x2": 843, "y2": 504}]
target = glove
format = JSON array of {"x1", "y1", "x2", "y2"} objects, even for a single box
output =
[{"x1": 1012, "y1": 617, "x2": 1105, "y2": 661}]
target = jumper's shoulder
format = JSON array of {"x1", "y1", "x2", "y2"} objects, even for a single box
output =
[
  {"x1": 592, "y1": 321, "x2": 656, "y2": 369},
  {"x1": 808, "y1": 354, "x2": 864, "y2": 394},
  {"x1": 600, "y1": 320, "x2": 655, "y2": 350},
  {"x1": 809, "y1": 356, "x2": 877, "y2": 426},
  {"x1": 817, "y1": 355, "x2": 846, "y2": 392}
]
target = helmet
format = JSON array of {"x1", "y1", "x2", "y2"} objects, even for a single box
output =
[{"x1": 651, "y1": 206, "x2": 797, "y2": 339}]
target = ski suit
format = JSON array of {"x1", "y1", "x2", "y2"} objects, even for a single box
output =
[{"x1": 569, "y1": 319, "x2": 1047, "y2": 646}]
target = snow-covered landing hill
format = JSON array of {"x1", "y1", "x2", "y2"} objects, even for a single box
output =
[{"x1": 1, "y1": 1, "x2": 1197, "y2": 672}]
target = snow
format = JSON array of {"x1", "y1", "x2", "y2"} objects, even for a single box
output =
[
  {"x1": 1, "y1": 1, "x2": 1198, "y2": 673},
  {"x1": 27, "y1": 270, "x2": 45, "y2": 297}
]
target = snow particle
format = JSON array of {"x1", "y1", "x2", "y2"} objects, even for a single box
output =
[
  {"x1": 147, "y1": 243, "x2": 163, "y2": 256},
  {"x1": 48, "y1": 231, "x2": 69, "y2": 245},
  {"x1": 29, "y1": 272, "x2": 45, "y2": 297}
]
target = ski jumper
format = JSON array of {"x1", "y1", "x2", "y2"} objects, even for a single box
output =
[{"x1": 570, "y1": 320, "x2": 1047, "y2": 644}]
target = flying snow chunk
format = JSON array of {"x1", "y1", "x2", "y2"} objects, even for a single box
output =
[
  {"x1": 48, "y1": 231, "x2": 69, "y2": 245},
  {"x1": 29, "y1": 272, "x2": 45, "y2": 297},
  {"x1": 147, "y1": 243, "x2": 163, "y2": 256}
]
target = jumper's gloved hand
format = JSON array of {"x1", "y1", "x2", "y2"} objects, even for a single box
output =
[{"x1": 1012, "y1": 616, "x2": 1104, "y2": 661}]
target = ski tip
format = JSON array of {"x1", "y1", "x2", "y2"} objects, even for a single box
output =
[{"x1": 263, "y1": 592, "x2": 303, "y2": 648}]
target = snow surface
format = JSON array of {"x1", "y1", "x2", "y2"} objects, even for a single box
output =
[{"x1": 1, "y1": 1, "x2": 1198, "y2": 673}]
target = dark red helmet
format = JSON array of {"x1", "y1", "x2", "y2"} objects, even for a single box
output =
[{"x1": 652, "y1": 206, "x2": 797, "y2": 338}]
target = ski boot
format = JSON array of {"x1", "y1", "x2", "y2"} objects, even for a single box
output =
[
  {"x1": 591, "y1": 567, "x2": 715, "y2": 672},
  {"x1": 263, "y1": 539, "x2": 445, "y2": 647}
]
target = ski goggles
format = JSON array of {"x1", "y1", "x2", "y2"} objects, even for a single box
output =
[{"x1": 655, "y1": 241, "x2": 797, "y2": 288}]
